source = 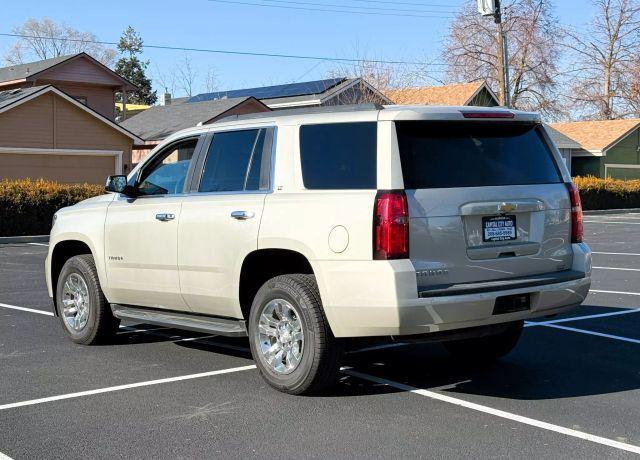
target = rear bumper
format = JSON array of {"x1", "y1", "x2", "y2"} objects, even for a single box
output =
[{"x1": 316, "y1": 243, "x2": 592, "y2": 338}]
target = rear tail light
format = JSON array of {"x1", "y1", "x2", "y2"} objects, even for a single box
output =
[
  {"x1": 374, "y1": 190, "x2": 409, "y2": 260},
  {"x1": 565, "y1": 182, "x2": 583, "y2": 243}
]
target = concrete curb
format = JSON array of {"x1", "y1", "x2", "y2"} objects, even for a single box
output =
[
  {"x1": 0, "y1": 235, "x2": 49, "y2": 245},
  {"x1": 584, "y1": 208, "x2": 640, "y2": 216}
]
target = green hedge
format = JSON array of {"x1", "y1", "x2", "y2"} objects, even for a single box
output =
[
  {"x1": 0, "y1": 179, "x2": 103, "y2": 237},
  {"x1": 573, "y1": 176, "x2": 640, "y2": 210}
]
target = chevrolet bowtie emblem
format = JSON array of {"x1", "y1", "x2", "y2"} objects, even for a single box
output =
[{"x1": 498, "y1": 202, "x2": 516, "y2": 213}]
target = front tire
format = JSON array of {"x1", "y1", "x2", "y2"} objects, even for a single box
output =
[
  {"x1": 443, "y1": 321, "x2": 523, "y2": 362},
  {"x1": 56, "y1": 254, "x2": 119, "y2": 344},
  {"x1": 248, "y1": 274, "x2": 341, "y2": 395}
]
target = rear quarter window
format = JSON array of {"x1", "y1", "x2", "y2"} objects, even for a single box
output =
[
  {"x1": 396, "y1": 121, "x2": 561, "y2": 189},
  {"x1": 299, "y1": 122, "x2": 377, "y2": 189}
]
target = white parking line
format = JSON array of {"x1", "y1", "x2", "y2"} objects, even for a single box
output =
[
  {"x1": 540, "y1": 324, "x2": 640, "y2": 345},
  {"x1": 591, "y1": 289, "x2": 640, "y2": 296},
  {"x1": 593, "y1": 266, "x2": 640, "y2": 272},
  {"x1": 0, "y1": 365, "x2": 257, "y2": 411},
  {"x1": 356, "y1": 310, "x2": 640, "y2": 352},
  {"x1": 342, "y1": 369, "x2": 640, "y2": 455},
  {"x1": 0, "y1": 451, "x2": 15, "y2": 460},
  {"x1": 526, "y1": 308, "x2": 640, "y2": 327},
  {"x1": 592, "y1": 252, "x2": 640, "y2": 256},
  {"x1": 0, "y1": 303, "x2": 54, "y2": 316},
  {"x1": 584, "y1": 220, "x2": 640, "y2": 225},
  {"x1": 585, "y1": 215, "x2": 640, "y2": 220}
]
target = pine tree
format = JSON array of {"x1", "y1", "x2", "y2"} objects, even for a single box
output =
[{"x1": 114, "y1": 26, "x2": 157, "y2": 105}]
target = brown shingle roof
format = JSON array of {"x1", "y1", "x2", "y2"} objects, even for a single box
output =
[
  {"x1": 385, "y1": 81, "x2": 486, "y2": 106},
  {"x1": 550, "y1": 119, "x2": 640, "y2": 151}
]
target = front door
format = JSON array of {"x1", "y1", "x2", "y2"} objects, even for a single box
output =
[
  {"x1": 178, "y1": 128, "x2": 274, "y2": 318},
  {"x1": 105, "y1": 137, "x2": 200, "y2": 310}
]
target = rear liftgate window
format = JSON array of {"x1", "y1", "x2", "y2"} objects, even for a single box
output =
[
  {"x1": 299, "y1": 122, "x2": 377, "y2": 189},
  {"x1": 395, "y1": 122, "x2": 562, "y2": 189}
]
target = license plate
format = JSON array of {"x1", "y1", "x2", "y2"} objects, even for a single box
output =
[{"x1": 482, "y1": 215, "x2": 517, "y2": 242}]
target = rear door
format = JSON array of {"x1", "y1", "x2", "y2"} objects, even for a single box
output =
[
  {"x1": 394, "y1": 121, "x2": 572, "y2": 291},
  {"x1": 178, "y1": 127, "x2": 274, "y2": 318}
]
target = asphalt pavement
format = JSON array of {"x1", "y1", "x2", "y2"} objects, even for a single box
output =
[{"x1": 1, "y1": 214, "x2": 639, "y2": 459}]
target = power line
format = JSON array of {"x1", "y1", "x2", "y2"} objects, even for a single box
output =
[
  {"x1": 0, "y1": 32, "x2": 453, "y2": 67},
  {"x1": 243, "y1": 0, "x2": 457, "y2": 14},
  {"x1": 346, "y1": 0, "x2": 461, "y2": 7},
  {"x1": 207, "y1": 0, "x2": 455, "y2": 18}
]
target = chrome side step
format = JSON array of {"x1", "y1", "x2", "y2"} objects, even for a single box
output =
[{"x1": 111, "y1": 304, "x2": 247, "y2": 337}]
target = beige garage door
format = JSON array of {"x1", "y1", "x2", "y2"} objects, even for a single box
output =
[{"x1": 0, "y1": 152, "x2": 116, "y2": 184}]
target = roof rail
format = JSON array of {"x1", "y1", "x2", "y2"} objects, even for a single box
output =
[{"x1": 216, "y1": 103, "x2": 385, "y2": 123}]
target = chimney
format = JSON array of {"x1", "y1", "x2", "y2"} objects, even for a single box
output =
[{"x1": 160, "y1": 91, "x2": 172, "y2": 106}]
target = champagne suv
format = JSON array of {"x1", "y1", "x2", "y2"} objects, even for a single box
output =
[{"x1": 46, "y1": 105, "x2": 592, "y2": 394}]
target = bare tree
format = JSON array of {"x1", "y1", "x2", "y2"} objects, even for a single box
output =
[
  {"x1": 324, "y1": 48, "x2": 431, "y2": 105},
  {"x1": 4, "y1": 18, "x2": 116, "y2": 66},
  {"x1": 205, "y1": 67, "x2": 219, "y2": 93},
  {"x1": 442, "y1": 0, "x2": 563, "y2": 118},
  {"x1": 154, "y1": 64, "x2": 178, "y2": 96},
  {"x1": 176, "y1": 55, "x2": 198, "y2": 97},
  {"x1": 564, "y1": 0, "x2": 640, "y2": 119}
]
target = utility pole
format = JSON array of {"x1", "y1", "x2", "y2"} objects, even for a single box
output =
[
  {"x1": 494, "y1": 0, "x2": 511, "y2": 107},
  {"x1": 478, "y1": 0, "x2": 511, "y2": 107}
]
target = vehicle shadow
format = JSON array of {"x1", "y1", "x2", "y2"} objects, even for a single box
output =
[
  {"x1": 117, "y1": 313, "x2": 640, "y2": 401},
  {"x1": 340, "y1": 321, "x2": 640, "y2": 401},
  {"x1": 114, "y1": 323, "x2": 254, "y2": 360}
]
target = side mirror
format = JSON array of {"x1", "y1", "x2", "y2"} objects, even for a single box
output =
[{"x1": 105, "y1": 175, "x2": 129, "y2": 194}]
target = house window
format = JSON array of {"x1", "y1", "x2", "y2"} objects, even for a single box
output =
[{"x1": 73, "y1": 96, "x2": 88, "y2": 105}]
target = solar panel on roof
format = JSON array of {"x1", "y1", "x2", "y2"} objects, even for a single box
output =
[{"x1": 187, "y1": 77, "x2": 346, "y2": 103}]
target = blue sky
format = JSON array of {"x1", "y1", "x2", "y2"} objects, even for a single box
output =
[{"x1": 1, "y1": 0, "x2": 594, "y2": 98}]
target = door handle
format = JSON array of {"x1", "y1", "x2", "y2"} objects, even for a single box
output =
[
  {"x1": 231, "y1": 211, "x2": 255, "y2": 220},
  {"x1": 155, "y1": 213, "x2": 175, "y2": 222}
]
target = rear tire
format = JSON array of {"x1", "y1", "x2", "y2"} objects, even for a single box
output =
[
  {"x1": 55, "y1": 254, "x2": 120, "y2": 344},
  {"x1": 443, "y1": 321, "x2": 523, "y2": 362},
  {"x1": 248, "y1": 274, "x2": 341, "y2": 395}
]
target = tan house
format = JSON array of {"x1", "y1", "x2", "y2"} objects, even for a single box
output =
[
  {"x1": 0, "y1": 52, "x2": 137, "y2": 120},
  {"x1": 0, "y1": 85, "x2": 142, "y2": 184},
  {"x1": 385, "y1": 81, "x2": 499, "y2": 107}
]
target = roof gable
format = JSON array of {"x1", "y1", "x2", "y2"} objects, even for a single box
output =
[
  {"x1": 550, "y1": 118, "x2": 640, "y2": 152},
  {"x1": 262, "y1": 78, "x2": 392, "y2": 108},
  {"x1": 0, "y1": 53, "x2": 136, "y2": 90},
  {"x1": 385, "y1": 81, "x2": 498, "y2": 106},
  {"x1": 0, "y1": 55, "x2": 73, "y2": 83},
  {"x1": 0, "y1": 85, "x2": 142, "y2": 143},
  {"x1": 120, "y1": 97, "x2": 270, "y2": 141}
]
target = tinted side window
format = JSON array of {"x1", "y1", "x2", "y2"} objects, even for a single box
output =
[
  {"x1": 396, "y1": 122, "x2": 561, "y2": 189},
  {"x1": 199, "y1": 129, "x2": 271, "y2": 193},
  {"x1": 299, "y1": 122, "x2": 377, "y2": 189},
  {"x1": 138, "y1": 139, "x2": 197, "y2": 196}
]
